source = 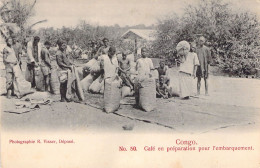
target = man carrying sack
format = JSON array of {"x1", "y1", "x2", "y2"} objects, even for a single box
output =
[{"x1": 56, "y1": 40, "x2": 84, "y2": 102}]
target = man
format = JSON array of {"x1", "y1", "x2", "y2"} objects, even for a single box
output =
[
  {"x1": 135, "y1": 47, "x2": 155, "y2": 77},
  {"x1": 56, "y1": 40, "x2": 74, "y2": 102},
  {"x1": 196, "y1": 36, "x2": 212, "y2": 96},
  {"x1": 26, "y1": 36, "x2": 41, "y2": 87},
  {"x1": 40, "y1": 41, "x2": 52, "y2": 91},
  {"x1": 98, "y1": 38, "x2": 110, "y2": 55},
  {"x1": 3, "y1": 38, "x2": 17, "y2": 98},
  {"x1": 157, "y1": 60, "x2": 168, "y2": 79},
  {"x1": 118, "y1": 52, "x2": 134, "y2": 90},
  {"x1": 12, "y1": 37, "x2": 23, "y2": 69},
  {"x1": 100, "y1": 46, "x2": 118, "y2": 80},
  {"x1": 134, "y1": 47, "x2": 155, "y2": 105}
]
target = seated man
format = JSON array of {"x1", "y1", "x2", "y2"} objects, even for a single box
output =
[{"x1": 118, "y1": 52, "x2": 134, "y2": 90}]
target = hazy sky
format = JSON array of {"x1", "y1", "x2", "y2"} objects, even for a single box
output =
[{"x1": 28, "y1": 0, "x2": 260, "y2": 29}]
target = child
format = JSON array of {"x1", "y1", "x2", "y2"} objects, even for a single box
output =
[{"x1": 156, "y1": 75, "x2": 170, "y2": 99}]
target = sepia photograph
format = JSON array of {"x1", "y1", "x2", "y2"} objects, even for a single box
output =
[{"x1": 0, "y1": 0, "x2": 260, "y2": 167}]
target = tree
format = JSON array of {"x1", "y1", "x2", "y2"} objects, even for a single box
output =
[
  {"x1": 0, "y1": 0, "x2": 47, "y2": 42},
  {"x1": 152, "y1": 0, "x2": 260, "y2": 76}
]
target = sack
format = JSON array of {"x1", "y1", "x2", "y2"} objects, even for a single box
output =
[
  {"x1": 80, "y1": 74, "x2": 94, "y2": 92},
  {"x1": 50, "y1": 68, "x2": 60, "y2": 94},
  {"x1": 100, "y1": 81, "x2": 104, "y2": 94},
  {"x1": 89, "y1": 75, "x2": 103, "y2": 93},
  {"x1": 139, "y1": 77, "x2": 156, "y2": 112},
  {"x1": 83, "y1": 58, "x2": 100, "y2": 73},
  {"x1": 121, "y1": 86, "x2": 133, "y2": 98},
  {"x1": 34, "y1": 66, "x2": 45, "y2": 91},
  {"x1": 13, "y1": 65, "x2": 33, "y2": 98},
  {"x1": 76, "y1": 67, "x2": 84, "y2": 80},
  {"x1": 73, "y1": 66, "x2": 85, "y2": 101},
  {"x1": 90, "y1": 60, "x2": 101, "y2": 73},
  {"x1": 59, "y1": 71, "x2": 68, "y2": 83},
  {"x1": 104, "y1": 76, "x2": 122, "y2": 113},
  {"x1": 25, "y1": 64, "x2": 33, "y2": 82}
]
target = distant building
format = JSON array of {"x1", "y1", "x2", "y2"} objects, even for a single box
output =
[{"x1": 121, "y1": 29, "x2": 156, "y2": 55}]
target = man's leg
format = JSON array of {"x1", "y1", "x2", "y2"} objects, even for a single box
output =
[
  {"x1": 44, "y1": 75, "x2": 50, "y2": 91},
  {"x1": 204, "y1": 76, "x2": 209, "y2": 96},
  {"x1": 124, "y1": 74, "x2": 134, "y2": 90},
  {"x1": 134, "y1": 80, "x2": 139, "y2": 106},
  {"x1": 31, "y1": 66, "x2": 36, "y2": 88},
  {"x1": 60, "y1": 81, "x2": 67, "y2": 102},
  {"x1": 197, "y1": 77, "x2": 201, "y2": 95},
  {"x1": 6, "y1": 71, "x2": 13, "y2": 99}
]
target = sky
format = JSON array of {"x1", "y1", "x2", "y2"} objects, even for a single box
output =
[{"x1": 28, "y1": 0, "x2": 260, "y2": 29}]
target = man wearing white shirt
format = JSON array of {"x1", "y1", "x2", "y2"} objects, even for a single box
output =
[
  {"x1": 134, "y1": 47, "x2": 155, "y2": 105},
  {"x1": 100, "y1": 46, "x2": 119, "y2": 80},
  {"x1": 135, "y1": 47, "x2": 154, "y2": 77}
]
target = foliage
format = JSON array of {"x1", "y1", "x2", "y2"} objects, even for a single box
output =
[
  {"x1": 152, "y1": 0, "x2": 260, "y2": 75},
  {"x1": 0, "y1": 0, "x2": 46, "y2": 43},
  {"x1": 36, "y1": 21, "x2": 153, "y2": 53}
]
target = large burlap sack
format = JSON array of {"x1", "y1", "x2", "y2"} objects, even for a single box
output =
[
  {"x1": 83, "y1": 58, "x2": 100, "y2": 73},
  {"x1": 80, "y1": 74, "x2": 94, "y2": 92},
  {"x1": 13, "y1": 65, "x2": 33, "y2": 98},
  {"x1": 121, "y1": 86, "x2": 133, "y2": 98},
  {"x1": 35, "y1": 66, "x2": 45, "y2": 91},
  {"x1": 73, "y1": 66, "x2": 85, "y2": 101},
  {"x1": 139, "y1": 77, "x2": 156, "y2": 112},
  {"x1": 90, "y1": 60, "x2": 101, "y2": 73},
  {"x1": 50, "y1": 68, "x2": 60, "y2": 94},
  {"x1": 76, "y1": 67, "x2": 84, "y2": 80},
  {"x1": 83, "y1": 58, "x2": 96, "y2": 69},
  {"x1": 104, "y1": 76, "x2": 122, "y2": 113},
  {"x1": 89, "y1": 75, "x2": 103, "y2": 93},
  {"x1": 25, "y1": 64, "x2": 33, "y2": 83},
  {"x1": 100, "y1": 81, "x2": 104, "y2": 94}
]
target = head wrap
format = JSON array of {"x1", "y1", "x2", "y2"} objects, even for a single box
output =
[{"x1": 176, "y1": 41, "x2": 190, "y2": 52}]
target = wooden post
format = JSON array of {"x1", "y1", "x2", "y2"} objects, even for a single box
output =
[{"x1": 134, "y1": 38, "x2": 137, "y2": 55}]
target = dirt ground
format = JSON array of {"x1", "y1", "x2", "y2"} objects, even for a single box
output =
[{"x1": 1, "y1": 59, "x2": 260, "y2": 134}]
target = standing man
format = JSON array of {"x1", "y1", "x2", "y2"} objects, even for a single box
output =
[
  {"x1": 118, "y1": 52, "x2": 134, "y2": 90},
  {"x1": 196, "y1": 36, "x2": 212, "y2": 96},
  {"x1": 56, "y1": 40, "x2": 74, "y2": 102},
  {"x1": 134, "y1": 47, "x2": 155, "y2": 105},
  {"x1": 40, "y1": 41, "x2": 52, "y2": 91},
  {"x1": 98, "y1": 38, "x2": 110, "y2": 55},
  {"x1": 100, "y1": 46, "x2": 119, "y2": 80},
  {"x1": 26, "y1": 36, "x2": 41, "y2": 87},
  {"x1": 3, "y1": 38, "x2": 17, "y2": 98},
  {"x1": 135, "y1": 47, "x2": 155, "y2": 77}
]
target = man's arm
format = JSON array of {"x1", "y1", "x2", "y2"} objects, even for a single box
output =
[
  {"x1": 44, "y1": 50, "x2": 52, "y2": 68},
  {"x1": 56, "y1": 53, "x2": 72, "y2": 69}
]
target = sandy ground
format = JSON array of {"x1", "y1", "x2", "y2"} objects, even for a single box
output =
[{"x1": 0, "y1": 59, "x2": 260, "y2": 134}]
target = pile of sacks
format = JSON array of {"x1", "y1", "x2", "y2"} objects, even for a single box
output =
[
  {"x1": 80, "y1": 58, "x2": 104, "y2": 94},
  {"x1": 79, "y1": 54, "x2": 158, "y2": 113}
]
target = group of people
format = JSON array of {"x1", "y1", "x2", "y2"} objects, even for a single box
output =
[{"x1": 2, "y1": 35, "x2": 211, "y2": 104}]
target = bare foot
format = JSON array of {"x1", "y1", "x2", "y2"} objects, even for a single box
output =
[{"x1": 205, "y1": 93, "x2": 209, "y2": 96}]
